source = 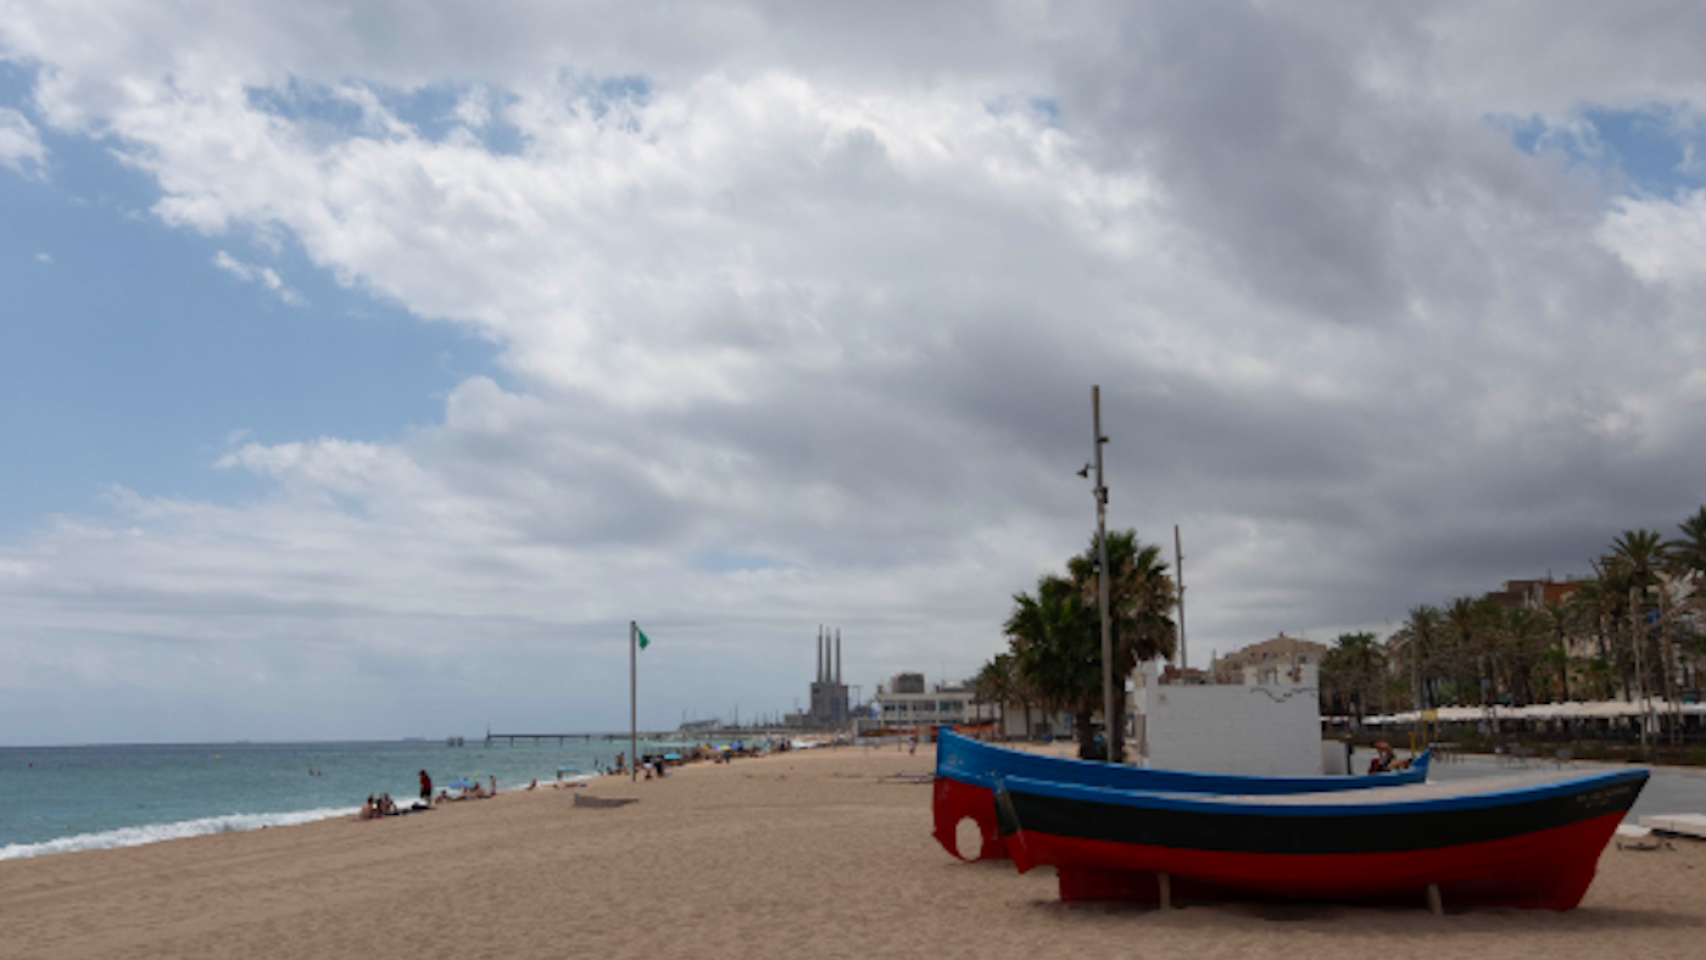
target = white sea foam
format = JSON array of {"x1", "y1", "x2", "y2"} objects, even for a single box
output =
[{"x1": 0, "y1": 807, "x2": 355, "y2": 861}]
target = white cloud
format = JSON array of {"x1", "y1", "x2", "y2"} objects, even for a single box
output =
[
  {"x1": 1599, "y1": 190, "x2": 1706, "y2": 283},
  {"x1": 212, "y1": 250, "x2": 304, "y2": 305},
  {"x1": 0, "y1": 106, "x2": 47, "y2": 179}
]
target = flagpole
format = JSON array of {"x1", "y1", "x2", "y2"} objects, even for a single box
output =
[{"x1": 630, "y1": 620, "x2": 638, "y2": 782}]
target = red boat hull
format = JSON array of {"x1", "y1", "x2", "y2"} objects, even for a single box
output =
[
  {"x1": 1008, "y1": 809, "x2": 1627, "y2": 910},
  {"x1": 933, "y1": 776, "x2": 1009, "y2": 861}
]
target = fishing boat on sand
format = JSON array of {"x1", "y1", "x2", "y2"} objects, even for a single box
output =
[
  {"x1": 934, "y1": 727, "x2": 1430, "y2": 861},
  {"x1": 995, "y1": 767, "x2": 1647, "y2": 911}
]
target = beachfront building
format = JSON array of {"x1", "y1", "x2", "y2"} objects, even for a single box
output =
[
  {"x1": 1211, "y1": 632, "x2": 1328, "y2": 685},
  {"x1": 1483, "y1": 577, "x2": 1588, "y2": 611},
  {"x1": 873, "y1": 674, "x2": 986, "y2": 730}
]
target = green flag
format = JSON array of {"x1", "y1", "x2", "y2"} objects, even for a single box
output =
[{"x1": 637, "y1": 627, "x2": 650, "y2": 650}]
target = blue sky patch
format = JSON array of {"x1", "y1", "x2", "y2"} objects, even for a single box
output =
[
  {"x1": 693, "y1": 547, "x2": 786, "y2": 574},
  {"x1": 0, "y1": 109, "x2": 501, "y2": 537},
  {"x1": 246, "y1": 79, "x2": 529, "y2": 155},
  {"x1": 1497, "y1": 104, "x2": 1705, "y2": 198}
]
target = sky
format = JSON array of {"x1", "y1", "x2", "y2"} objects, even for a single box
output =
[{"x1": 6, "y1": 2, "x2": 1706, "y2": 745}]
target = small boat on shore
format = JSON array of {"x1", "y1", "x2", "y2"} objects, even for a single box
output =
[
  {"x1": 934, "y1": 727, "x2": 1430, "y2": 861},
  {"x1": 995, "y1": 767, "x2": 1647, "y2": 911}
]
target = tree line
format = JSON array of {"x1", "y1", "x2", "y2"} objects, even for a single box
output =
[
  {"x1": 1322, "y1": 507, "x2": 1706, "y2": 738},
  {"x1": 974, "y1": 530, "x2": 1177, "y2": 760}
]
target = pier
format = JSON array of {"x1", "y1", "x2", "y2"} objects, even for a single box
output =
[
  {"x1": 476, "y1": 728, "x2": 784, "y2": 746},
  {"x1": 481, "y1": 731, "x2": 676, "y2": 746},
  {"x1": 484, "y1": 732, "x2": 595, "y2": 746}
]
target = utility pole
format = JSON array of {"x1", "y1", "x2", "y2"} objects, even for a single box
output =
[
  {"x1": 1174, "y1": 524, "x2": 1187, "y2": 671},
  {"x1": 1091, "y1": 386, "x2": 1115, "y2": 762}
]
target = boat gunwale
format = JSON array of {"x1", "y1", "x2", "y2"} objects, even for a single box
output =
[
  {"x1": 935, "y1": 727, "x2": 1431, "y2": 792},
  {"x1": 997, "y1": 766, "x2": 1650, "y2": 818}
]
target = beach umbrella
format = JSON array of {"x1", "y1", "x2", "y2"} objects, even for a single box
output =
[{"x1": 446, "y1": 778, "x2": 475, "y2": 790}]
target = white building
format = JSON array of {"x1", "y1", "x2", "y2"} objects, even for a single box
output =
[{"x1": 874, "y1": 674, "x2": 985, "y2": 729}]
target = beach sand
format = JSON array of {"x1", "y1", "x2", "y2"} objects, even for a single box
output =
[{"x1": 3, "y1": 744, "x2": 1703, "y2": 960}]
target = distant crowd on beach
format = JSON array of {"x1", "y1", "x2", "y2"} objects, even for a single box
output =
[{"x1": 354, "y1": 740, "x2": 825, "y2": 819}]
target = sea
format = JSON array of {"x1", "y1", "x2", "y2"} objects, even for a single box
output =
[{"x1": 0, "y1": 735, "x2": 703, "y2": 861}]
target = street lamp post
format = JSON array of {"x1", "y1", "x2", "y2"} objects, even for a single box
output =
[{"x1": 1091, "y1": 386, "x2": 1114, "y2": 762}]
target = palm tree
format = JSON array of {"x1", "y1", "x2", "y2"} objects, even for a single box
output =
[
  {"x1": 1321, "y1": 632, "x2": 1384, "y2": 720},
  {"x1": 1663, "y1": 506, "x2": 1706, "y2": 582},
  {"x1": 1443, "y1": 597, "x2": 1495, "y2": 710},
  {"x1": 1500, "y1": 605, "x2": 1548, "y2": 706},
  {"x1": 973, "y1": 653, "x2": 1023, "y2": 740},
  {"x1": 1541, "y1": 600, "x2": 1574, "y2": 701},
  {"x1": 1066, "y1": 529, "x2": 1176, "y2": 763},
  {"x1": 1005, "y1": 574, "x2": 1102, "y2": 758},
  {"x1": 1394, "y1": 604, "x2": 1442, "y2": 713},
  {"x1": 1568, "y1": 575, "x2": 1620, "y2": 696},
  {"x1": 1607, "y1": 529, "x2": 1666, "y2": 706},
  {"x1": 1612, "y1": 529, "x2": 1666, "y2": 594},
  {"x1": 1663, "y1": 506, "x2": 1706, "y2": 694}
]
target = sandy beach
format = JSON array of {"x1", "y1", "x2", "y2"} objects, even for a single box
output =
[{"x1": 3, "y1": 745, "x2": 1703, "y2": 960}]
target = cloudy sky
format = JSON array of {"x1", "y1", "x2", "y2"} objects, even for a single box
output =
[{"x1": 5, "y1": 2, "x2": 1706, "y2": 745}]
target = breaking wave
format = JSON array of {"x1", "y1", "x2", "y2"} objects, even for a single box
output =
[{"x1": 0, "y1": 807, "x2": 354, "y2": 860}]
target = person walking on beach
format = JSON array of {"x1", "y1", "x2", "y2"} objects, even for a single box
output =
[{"x1": 419, "y1": 769, "x2": 432, "y2": 803}]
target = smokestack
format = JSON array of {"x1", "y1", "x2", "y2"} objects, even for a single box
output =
[
  {"x1": 835, "y1": 628, "x2": 842, "y2": 685},
  {"x1": 816, "y1": 625, "x2": 823, "y2": 683}
]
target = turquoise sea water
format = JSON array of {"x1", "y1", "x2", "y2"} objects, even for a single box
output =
[{"x1": 0, "y1": 737, "x2": 691, "y2": 859}]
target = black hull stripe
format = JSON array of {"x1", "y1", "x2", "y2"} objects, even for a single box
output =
[{"x1": 997, "y1": 776, "x2": 1645, "y2": 856}]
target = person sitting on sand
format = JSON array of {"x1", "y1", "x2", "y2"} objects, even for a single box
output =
[
  {"x1": 1368, "y1": 741, "x2": 1409, "y2": 774},
  {"x1": 359, "y1": 795, "x2": 378, "y2": 819},
  {"x1": 434, "y1": 788, "x2": 451, "y2": 805}
]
